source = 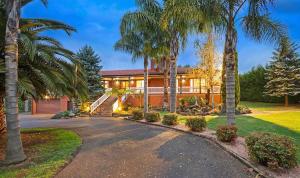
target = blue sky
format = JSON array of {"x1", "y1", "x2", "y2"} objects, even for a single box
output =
[{"x1": 22, "y1": 0, "x2": 300, "y2": 73}]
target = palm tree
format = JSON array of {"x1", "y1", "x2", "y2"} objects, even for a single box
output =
[
  {"x1": 1, "y1": 0, "x2": 86, "y2": 164},
  {"x1": 162, "y1": 0, "x2": 204, "y2": 113},
  {"x1": 115, "y1": 0, "x2": 164, "y2": 114},
  {"x1": 165, "y1": 0, "x2": 285, "y2": 124}
]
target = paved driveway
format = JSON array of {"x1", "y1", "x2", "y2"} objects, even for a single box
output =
[{"x1": 20, "y1": 114, "x2": 254, "y2": 178}]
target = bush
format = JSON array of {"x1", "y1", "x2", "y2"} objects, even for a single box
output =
[
  {"x1": 245, "y1": 132, "x2": 298, "y2": 169},
  {"x1": 145, "y1": 112, "x2": 160, "y2": 122},
  {"x1": 162, "y1": 114, "x2": 178, "y2": 126},
  {"x1": 185, "y1": 117, "x2": 207, "y2": 132},
  {"x1": 236, "y1": 105, "x2": 252, "y2": 114},
  {"x1": 132, "y1": 110, "x2": 143, "y2": 120},
  {"x1": 51, "y1": 111, "x2": 75, "y2": 119},
  {"x1": 216, "y1": 125, "x2": 238, "y2": 142}
]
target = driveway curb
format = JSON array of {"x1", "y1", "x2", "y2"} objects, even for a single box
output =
[{"x1": 124, "y1": 117, "x2": 269, "y2": 178}]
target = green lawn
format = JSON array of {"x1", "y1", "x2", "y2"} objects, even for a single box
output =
[
  {"x1": 207, "y1": 105, "x2": 300, "y2": 163},
  {"x1": 240, "y1": 101, "x2": 300, "y2": 111},
  {"x1": 0, "y1": 128, "x2": 81, "y2": 178}
]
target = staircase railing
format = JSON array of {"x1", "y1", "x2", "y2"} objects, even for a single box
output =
[{"x1": 90, "y1": 88, "x2": 112, "y2": 113}]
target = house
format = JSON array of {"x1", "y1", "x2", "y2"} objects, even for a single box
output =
[
  {"x1": 31, "y1": 62, "x2": 221, "y2": 116},
  {"x1": 93, "y1": 62, "x2": 222, "y2": 116}
]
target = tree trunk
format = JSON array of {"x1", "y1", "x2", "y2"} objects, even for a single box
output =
[
  {"x1": 169, "y1": 57, "x2": 177, "y2": 113},
  {"x1": 224, "y1": 15, "x2": 237, "y2": 125},
  {"x1": 163, "y1": 58, "x2": 168, "y2": 110},
  {"x1": 4, "y1": 0, "x2": 26, "y2": 164},
  {"x1": 211, "y1": 86, "x2": 215, "y2": 109},
  {"x1": 143, "y1": 56, "x2": 148, "y2": 114},
  {"x1": 169, "y1": 33, "x2": 179, "y2": 113},
  {"x1": 285, "y1": 95, "x2": 289, "y2": 107},
  {"x1": 0, "y1": 94, "x2": 6, "y2": 135}
]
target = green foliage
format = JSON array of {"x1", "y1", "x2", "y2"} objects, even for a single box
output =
[
  {"x1": 51, "y1": 111, "x2": 76, "y2": 120},
  {"x1": 264, "y1": 38, "x2": 300, "y2": 99},
  {"x1": 162, "y1": 114, "x2": 178, "y2": 126},
  {"x1": 144, "y1": 112, "x2": 160, "y2": 122},
  {"x1": 132, "y1": 110, "x2": 144, "y2": 120},
  {"x1": 246, "y1": 132, "x2": 298, "y2": 169},
  {"x1": 216, "y1": 125, "x2": 238, "y2": 142},
  {"x1": 77, "y1": 45, "x2": 104, "y2": 101},
  {"x1": 0, "y1": 128, "x2": 81, "y2": 178},
  {"x1": 185, "y1": 117, "x2": 207, "y2": 132}
]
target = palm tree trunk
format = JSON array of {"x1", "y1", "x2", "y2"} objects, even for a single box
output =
[
  {"x1": 143, "y1": 56, "x2": 148, "y2": 114},
  {"x1": 163, "y1": 58, "x2": 168, "y2": 110},
  {"x1": 224, "y1": 15, "x2": 237, "y2": 125},
  {"x1": 0, "y1": 93, "x2": 6, "y2": 135},
  {"x1": 169, "y1": 34, "x2": 179, "y2": 113},
  {"x1": 4, "y1": 0, "x2": 26, "y2": 164}
]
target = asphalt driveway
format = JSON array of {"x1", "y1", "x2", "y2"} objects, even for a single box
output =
[{"x1": 20, "y1": 114, "x2": 254, "y2": 178}]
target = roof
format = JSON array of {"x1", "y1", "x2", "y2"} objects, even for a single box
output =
[{"x1": 100, "y1": 67, "x2": 190, "y2": 77}]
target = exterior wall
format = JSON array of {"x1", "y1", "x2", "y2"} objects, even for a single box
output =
[
  {"x1": 124, "y1": 93, "x2": 222, "y2": 108},
  {"x1": 32, "y1": 96, "x2": 69, "y2": 114}
]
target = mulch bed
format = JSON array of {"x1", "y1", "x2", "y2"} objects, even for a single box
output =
[{"x1": 0, "y1": 131, "x2": 53, "y2": 162}]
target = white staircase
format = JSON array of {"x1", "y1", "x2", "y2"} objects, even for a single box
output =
[{"x1": 90, "y1": 88, "x2": 112, "y2": 113}]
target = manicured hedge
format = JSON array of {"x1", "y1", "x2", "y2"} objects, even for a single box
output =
[
  {"x1": 216, "y1": 125, "x2": 238, "y2": 142},
  {"x1": 132, "y1": 110, "x2": 143, "y2": 120},
  {"x1": 145, "y1": 112, "x2": 160, "y2": 122},
  {"x1": 185, "y1": 117, "x2": 207, "y2": 132},
  {"x1": 162, "y1": 114, "x2": 178, "y2": 126},
  {"x1": 246, "y1": 132, "x2": 297, "y2": 169}
]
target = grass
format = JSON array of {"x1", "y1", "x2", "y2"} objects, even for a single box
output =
[
  {"x1": 207, "y1": 104, "x2": 300, "y2": 163},
  {"x1": 240, "y1": 101, "x2": 300, "y2": 111},
  {"x1": 0, "y1": 128, "x2": 81, "y2": 178}
]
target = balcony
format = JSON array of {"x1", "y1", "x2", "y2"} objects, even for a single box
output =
[{"x1": 114, "y1": 86, "x2": 221, "y2": 94}]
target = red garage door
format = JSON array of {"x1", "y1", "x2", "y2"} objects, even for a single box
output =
[{"x1": 36, "y1": 99, "x2": 61, "y2": 114}]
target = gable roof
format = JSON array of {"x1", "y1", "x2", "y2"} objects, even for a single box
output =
[{"x1": 101, "y1": 67, "x2": 190, "y2": 77}]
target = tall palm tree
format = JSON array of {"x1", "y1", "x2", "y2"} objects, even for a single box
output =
[
  {"x1": 165, "y1": 0, "x2": 285, "y2": 124},
  {"x1": 162, "y1": 0, "x2": 204, "y2": 113},
  {"x1": 2, "y1": 0, "x2": 86, "y2": 164},
  {"x1": 115, "y1": 0, "x2": 164, "y2": 114}
]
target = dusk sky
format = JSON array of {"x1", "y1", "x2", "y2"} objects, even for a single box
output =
[{"x1": 22, "y1": 0, "x2": 300, "y2": 73}]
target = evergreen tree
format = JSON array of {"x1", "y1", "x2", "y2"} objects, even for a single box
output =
[
  {"x1": 264, "y1": 38, "x2": 300, "y2": 106},
  {"x1": 77, "y1": 45, "x2": 104, "y2": 101}
]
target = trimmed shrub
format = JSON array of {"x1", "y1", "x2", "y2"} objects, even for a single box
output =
[
  {"x1": 245, "y1": 132, "x2": 297, "y2": 169},
  {"x1": 132, "y1": 110, "x2": 143, "y2": 120},
  {"x1": 185, "y1": 117, "x2": 207, "y2": 132},
  {"x1": 145, "y1": 112, "x2": 160, "y2": 122},
  {"x1": 162, "y1": 114, "x2": 178, "y2": 126},
  {"x1": 236, "y1": 105, "x2": 252, "y2": 114},
  {"x1": 216, "y1": 125, "x2": 238, "y2": 142}
]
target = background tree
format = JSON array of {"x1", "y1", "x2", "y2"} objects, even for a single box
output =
[
  {"x1": 77, "y1": 45, "x2": 103, "y2": 102},
  {"x1": 264, "y1": 38, "x2": 300, "y2": 106},
  {"x1": 194, "y1": 33, "x2": 221, "y2": 108}
]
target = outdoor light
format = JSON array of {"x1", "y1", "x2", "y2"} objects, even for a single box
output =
[
  {"x1": 182, "y1": 79, "x2": 186, "y2": 83},
  {"x1": 130, "y1": 80, "x2": 134, "y2": 84},
  {"x1": 44, "y1": 95, "x2": 49, "y2": 99},
  {"x1": 115, "y1": 81, "x2": 120, "y2": 85}
]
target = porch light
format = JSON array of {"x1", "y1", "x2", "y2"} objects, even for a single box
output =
[
  {"x1": 130, "y1": 80, "x2": 134, "y2": 84},
  {"x1": 44, "y1": 95, "x2": 50, "y2": 99},
  {"x1": 182, "y1": 79, "x2": 186, "y2": 83},
  {"x1": 115, "y1": 81, "x2": 120, "y2": 85}
]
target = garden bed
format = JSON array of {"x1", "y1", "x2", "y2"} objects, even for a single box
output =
[{"x1": 0, "y1": 128, "x2": 81, "y2": 178}]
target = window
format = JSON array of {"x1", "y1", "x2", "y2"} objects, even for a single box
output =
[{"x1": 136, "y1": 80, "x2": 144, "y2": 88}]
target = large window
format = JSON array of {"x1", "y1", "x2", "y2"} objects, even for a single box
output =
[{"x1": 190, "y1": 79, "x2": 207, "y2": 93}]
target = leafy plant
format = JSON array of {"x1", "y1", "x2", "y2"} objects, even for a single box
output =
[
  {"x1": 216, "y1": 125, "x2": 238, "y2": 142},
  {"x1": 246, "y1": 132, "x2": 297, "y2": 169},
  {"x1": 236, "y1": 105, "x2": 252, "y2": 114},
  {"x1": 145, "y1": 112, "x2": 160, "y2": 122},
  {"x1": 162, "y1": 114, "x2": 178, "y2": 126},
  {"x1": 131, "y1": 110, "x2": 143, "y2": 120},
  {"x1": 185, "y1": 117, "x2": 207, "y2": 132}
]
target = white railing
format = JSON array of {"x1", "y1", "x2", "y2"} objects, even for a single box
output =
[
  {"x1": 127, "y1": 86, "x2": 220, "y2": 94},
  {"x1": 90, "y1": 88, "x2": 112, "y2": 113}
]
